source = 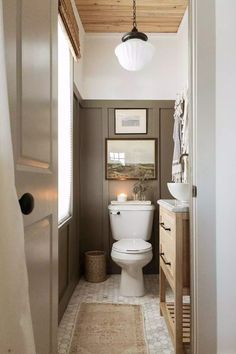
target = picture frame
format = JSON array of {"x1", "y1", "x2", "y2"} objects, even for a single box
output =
[
  {"x1": 115, "y1": 109, "x2": 147, "y2": 135},
  {"x1": 105, "y1": 138, "x2": 157, "y2": 180}
]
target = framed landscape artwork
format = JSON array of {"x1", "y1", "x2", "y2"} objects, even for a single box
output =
[
  {"x1": 105, "y1": 139, "x2": 157, "y2": 180},
  {"x1": 115, "y1": 109, "x2": 147, "y2": 134}
]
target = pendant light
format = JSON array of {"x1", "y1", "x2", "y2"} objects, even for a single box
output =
[{"x1": 115, "y1": 0, "x2": 155, "y2": 71}]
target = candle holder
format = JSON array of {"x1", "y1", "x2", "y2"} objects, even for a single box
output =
[{"x1": 117, "y1": 193, "x2": 127, "y2": 202}]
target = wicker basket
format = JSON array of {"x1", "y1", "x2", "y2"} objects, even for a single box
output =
[{"x1": 85, "y1": 251, "x2": 107, "y2": 283}]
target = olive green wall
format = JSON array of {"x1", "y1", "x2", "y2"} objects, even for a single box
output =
[
  {"x1": 59, "y1": 91, "x2": 81, "y2": 321},
  {"x1": 79, "y1": 100, "x2": 174, "y2": 274}
]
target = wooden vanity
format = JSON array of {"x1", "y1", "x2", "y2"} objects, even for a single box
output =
[{"x1": 158, "y1": 200, "x2": 190, "y2": 354}]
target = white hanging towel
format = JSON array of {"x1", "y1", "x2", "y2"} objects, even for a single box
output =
[
  {"x1": 182, "y1": 88, "x2": 189, "y2": 154},
  {"x1": 172, "y1": 94, "x2": 183, "y2": 182},
  {"x1": 181, "y1": 89, "x2": 189, "y2": 183},
  {"x1": 0, "y1": 2, "x2": 36, "y2": 353}
]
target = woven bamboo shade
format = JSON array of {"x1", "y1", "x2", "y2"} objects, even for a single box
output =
[{"x1": 59, "y1": 0, "x2": 81, "y2": 60}]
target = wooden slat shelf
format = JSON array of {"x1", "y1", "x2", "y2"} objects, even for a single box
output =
[{"x1": 165, "y1": 303, "x2": 191, "y2": 343}]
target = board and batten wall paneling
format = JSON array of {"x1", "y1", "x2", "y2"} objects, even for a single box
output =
[
  {"x1": 59, "y1": 224, "x2": 70, "y2": 298},
  {"x1": 59, "y1": 94, "x2": 81, "y2": 322},
  {"x1": 160, "y1": 108, "x2": 175, "y2": 199},
  {"x1": 79, "y1": 107, "x2": 108, "y2": 270},
  {"x1": 79, "y1": 100, "x2": 174, "y2": 274}
]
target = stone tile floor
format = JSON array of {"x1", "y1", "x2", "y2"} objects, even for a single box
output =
[{"x1": 58, "y1": 274, "x2": 174, "y2": 354}]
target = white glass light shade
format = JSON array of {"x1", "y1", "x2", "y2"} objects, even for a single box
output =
[{"x1": 115, "y1": 38, "x2": 155, "y2": 71}]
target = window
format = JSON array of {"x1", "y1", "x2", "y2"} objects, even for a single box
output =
[
  {"x1": 109, "y1": 152, "x2": 126, "y2": 166},
  {"x1": 58, "y1": 19, "x2": 73, "y2": 224}
]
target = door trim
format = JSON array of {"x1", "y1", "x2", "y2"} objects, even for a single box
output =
[{"x1": 189, "y1": 0, "x2": 217, "y2": 353}]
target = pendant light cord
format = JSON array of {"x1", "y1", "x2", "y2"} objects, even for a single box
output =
[
  {"x1": 121, "y1": 0, "x2": 148, "y2": 40},
  {"x1": 133, "y1": 0, "x2": 137, "y2": 29}
]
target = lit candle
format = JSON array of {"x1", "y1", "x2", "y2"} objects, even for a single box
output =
[{"x1": 117, "y1": 193, "x2": 127, "y2": 202}]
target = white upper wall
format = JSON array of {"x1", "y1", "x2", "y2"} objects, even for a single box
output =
[
  {"x1": 83, "y1": 34, "x2": 180, "y2": 100},
  {"x1": 72, "y1": 9, "x2": 188, "y2": 100},
  {"x1": 177, "y1": 10, "x2": 189, "y2": 92}
]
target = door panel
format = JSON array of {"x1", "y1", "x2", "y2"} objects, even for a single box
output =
[
  {"x1": 3, "y1": 0, "x2": 58, "y2": 353},
  {"x1": 19, "y1": 0, "x2": 52, "y2": 167},
  {"x1": 25, "y1": 218, "x2": 51, "y2": 354}
]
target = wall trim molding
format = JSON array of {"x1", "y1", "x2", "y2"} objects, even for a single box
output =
[{"x1": 80, "y1": 100, "x2": 175, "y2": 109}]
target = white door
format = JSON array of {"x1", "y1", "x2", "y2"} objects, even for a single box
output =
[{"x1": 3, "y1": 1, "x2": 58, "y2": 353}]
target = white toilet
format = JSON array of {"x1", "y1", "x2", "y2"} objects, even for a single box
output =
[{"x1": 108, "y1": 202, "x2": 155, "y2": 296}]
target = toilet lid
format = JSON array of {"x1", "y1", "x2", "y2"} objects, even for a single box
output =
[{"x1": 112, "y1": 239, "x2": 152, "y2": 254}]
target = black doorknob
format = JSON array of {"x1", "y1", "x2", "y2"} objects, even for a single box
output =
[{"x1": 19, "y1": 193, "x2": 35, "y2": 215}]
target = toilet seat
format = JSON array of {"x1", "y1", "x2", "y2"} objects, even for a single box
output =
[{"x1": 112, "y1": 239, "x2": 152, "y2": 254}]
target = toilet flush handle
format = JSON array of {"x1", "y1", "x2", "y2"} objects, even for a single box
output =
[{"x1": 110, "y1": 211, "x2": 121, "y2": 215}]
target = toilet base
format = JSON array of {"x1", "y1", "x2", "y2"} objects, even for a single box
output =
[
  {"x1": 111, "y1": 248, "x2": 153, "y2": 297},
  {"x1": 120, "y1": 267, "x2": 145, "y2": 297}
]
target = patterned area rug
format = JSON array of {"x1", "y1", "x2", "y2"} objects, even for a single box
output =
[{"x1": 69, "y1": 302, "x2": 149, "y2": 354}]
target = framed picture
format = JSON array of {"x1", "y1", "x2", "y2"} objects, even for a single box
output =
[
  {"x1": 105, "y1": 139, "x2": 157, "y2": 180},
  {"x1": 115, "y1": 109, "x2": 147, "y2": 134}
]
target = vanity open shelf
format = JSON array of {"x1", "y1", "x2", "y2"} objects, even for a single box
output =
[
  {"x1": 158, "y1": 200, "x2": 191, "y2": 354},
  {"x1": 160, "y1": 302, "x2": 191, "y2": 345}
]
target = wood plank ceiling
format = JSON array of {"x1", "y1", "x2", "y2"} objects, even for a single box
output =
[{"x1": 75, "y1": 0, "x2": 188, "y2": 33}]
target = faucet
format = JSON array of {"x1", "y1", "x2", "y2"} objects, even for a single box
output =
[
  {"x1": 179, "y1": 153, "x2": 189, "y2": 183},
  {"x1": 179, "y1": 153, "x2": 189, "y2": 164}
]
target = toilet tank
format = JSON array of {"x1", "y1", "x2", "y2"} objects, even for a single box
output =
[{"x1": 108, "y1": 202, "x2": 155, "y2": 241}]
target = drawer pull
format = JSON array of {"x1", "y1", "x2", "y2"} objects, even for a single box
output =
[
  {"x1": 160, "y1": 253, "x2": 171, "y2": 266},
  {"x1": 160, "y1": 222, "x2": 171, "y2": 232}
]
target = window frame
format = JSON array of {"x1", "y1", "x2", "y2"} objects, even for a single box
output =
[{"x1": 58, "y1": 17, "x2": 74, "y2": 227}]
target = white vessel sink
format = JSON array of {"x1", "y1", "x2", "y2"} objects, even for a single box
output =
[{"x1": 167, "y1": 183, "x2": 189, "y2": 203}]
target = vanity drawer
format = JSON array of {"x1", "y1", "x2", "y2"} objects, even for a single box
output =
[
  {"x1": 160, "y1": 228, "x2": 175, "y2": 278},
  {"x1": 159, "y1": 207, "x2": 175, "y2": 237}
]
